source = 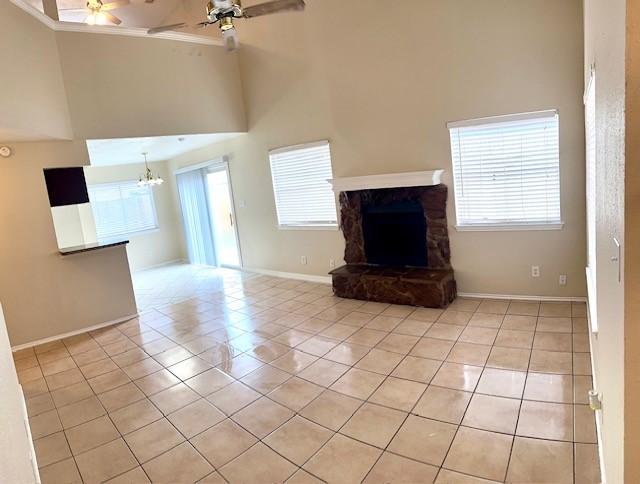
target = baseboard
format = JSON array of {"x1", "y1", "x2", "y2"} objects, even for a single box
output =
[
  {"x1": 584, "y1": 290, "x2": 606, "y2": 484},
  {"x1": 242, "y1": 268, "x2": 588, "y2": 300},
  {"x1": 133, "y1": 258, "x2": 187, "y2": 273},
  {"x1": 457, "y1": 292, "x2": 588, "y2": 302},
  {"x1": 11, "y1": 313, "x2": 139, "y2": 352},
  {"x1": 243, "y1": 267, "x2": 332, "y2": 284}
]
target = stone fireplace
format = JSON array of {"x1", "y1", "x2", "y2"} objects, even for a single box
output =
[{"x1": 329, "y1": 171, "x2": 457, "y2": 308}]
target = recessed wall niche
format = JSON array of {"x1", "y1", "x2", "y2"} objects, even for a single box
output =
[{"x1": 43, "y1": 167, "x2": 98, "y2": 250}]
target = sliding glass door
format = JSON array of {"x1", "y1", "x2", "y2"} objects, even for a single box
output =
[
  {"x1": 176, "y1": 168, "x2": 217, "y2": 266},
  {"x1": 206, "y1": 167, "x2": 241, "y2": 267},
  {"x1": 176, "y1": 162, "x2": 241, "y2": 269}
]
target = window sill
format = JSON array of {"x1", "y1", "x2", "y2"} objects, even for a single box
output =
[
  {"x1": 98, "y1": 227, "x2": 160, "y2": 243},
  {"x1": 278, "y1": 224, "x2": 339, "y2": 231},
  {"x1": 455, "y1": 222, "x2": 564, "y2": 232}
]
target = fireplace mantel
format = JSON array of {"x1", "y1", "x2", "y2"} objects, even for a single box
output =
[{"x1": 328, "y1": 170, "x2": 444, "y2": 193}]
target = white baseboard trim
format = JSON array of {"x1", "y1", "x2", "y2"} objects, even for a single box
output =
[
  {"x1": 457, "y1": 292, "x2": 588, "y2": 302},
  {"x1": 242, "y1": 268, "x2": 588, "y2": 300},
  {"x1": 133, "y1": 258, "x2": 187, "y2": 273},
  {"x1": 584, "y1": 291, "x2": 606, "y2": 483},
  {"x1": 11, "y1": 313, "x2": 139, "y2": 352},
  {"x1": 243, "y1": 267, "x2": 332, "y2": 285}
]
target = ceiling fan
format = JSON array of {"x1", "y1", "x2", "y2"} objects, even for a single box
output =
[
  {"x1": 59, "y1": 0, "x2": 154, "y2": 26},
  {"x1": 147, "y1": 0, "x2": 306, "y2": 51}
]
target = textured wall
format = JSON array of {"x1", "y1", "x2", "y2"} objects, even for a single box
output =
[
  {"x1": 583, "y1": 0, "x2": 626, "y2": 481},
  {"x1": 0, "y1": 141, "x2": 137, "y2": 346},
  {"x1": 169, "y1": 0, "x2": 585, "y2": 297}
]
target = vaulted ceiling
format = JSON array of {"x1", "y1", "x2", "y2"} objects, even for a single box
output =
[{"x1": 24, "y1": 0, "x2": 190, "y2": 29}]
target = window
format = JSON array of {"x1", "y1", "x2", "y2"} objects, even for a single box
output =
[
  {"x1": 88, "y1": 181, "x2": 158, "y2": 241},
  {"x1": 447, "y1": 110, "x2": 561, "y2": 230},
  {"x1": 269, "y1": 140, "x2": 338, "y2": 228}
]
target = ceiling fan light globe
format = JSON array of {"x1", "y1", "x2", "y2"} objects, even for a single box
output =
[{"x1": 95, "y1": 12, "x2": 108, "y2": 25}]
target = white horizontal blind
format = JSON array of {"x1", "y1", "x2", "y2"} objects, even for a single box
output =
[
  {"x1": 269, "y1": 140, "x2": 337, "y2": 227},
  {"x1": 88, "y1": 181, "x2": 158, "y2": 240},
  {"x1": 448, "y1": 111, "x2": 561, "y2": 227}
]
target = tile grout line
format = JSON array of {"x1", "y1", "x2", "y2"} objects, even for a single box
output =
[{"x1": 21, "y1": 278, "x2": 591, "y2": 483}]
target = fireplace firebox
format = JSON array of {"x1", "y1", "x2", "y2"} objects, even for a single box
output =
[
  {"x1": 329, "y1": 183, "x2": 456, "y2": 308},
  {"x1": 362, "y1": 199, "x2": 428, "y2": 267}
]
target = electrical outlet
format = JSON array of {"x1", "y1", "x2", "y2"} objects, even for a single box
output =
[
  {"x1": 329, "y1": 259, "x2": 336, "y2": 269},
  {"x1": 559, "y1": 274, "x2": 567, "y2": 286},
  {"x1": 531, "y1": 265, "x2": 540, "y2": 278},
  {"x1": 300, "y1": 256, "x2": 307, "y2": 265}
]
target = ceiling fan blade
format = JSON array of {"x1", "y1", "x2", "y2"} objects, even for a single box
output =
[
  {"x1": 242, "y1": 0, "x2": 305, "y2": 18},
  {"x1": 102, "y1": 11, "x2": 122, "y2": 24},
  {"x1": 145, "y1": 0, "x2": 155, "y2": 2},
  {"x1": 196, "y1": 21, "x2": 217, "y2": 29},
  {"x1": 147, "y1": 22, "x2": 188, "y2": 34},
  {"x1": 101, "y1": 0, "x2": 130, "y2": 11},
  {"x1": 58, "y1": 8, "x2": 88, "y2": 12}
]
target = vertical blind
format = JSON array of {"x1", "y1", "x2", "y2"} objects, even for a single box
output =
[
  {"x1": 448, "y1": 110, "x2": 561, "y2": 227},
  {"x1": 269, "y1": 140, "x2": 338, "y2": 227},
  {"x1": 88, "y1": 181, "x2": 158, "y2": 241}
]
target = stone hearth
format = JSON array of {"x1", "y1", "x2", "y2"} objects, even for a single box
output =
[{"x1": 330, "y1": 183, "x2": 456, "y2": 308}]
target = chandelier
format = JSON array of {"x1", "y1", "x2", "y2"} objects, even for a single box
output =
[{"x1": 138, "y1": 152, "x2": 164, "y2": 187}]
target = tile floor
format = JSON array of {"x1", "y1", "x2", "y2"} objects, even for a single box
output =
[
  {"x1": 15, "y1": 267, "x2": 601, "y2": 483},
  {"x1": 132, "y1": 264, "x2": 240, "y2": 311}
]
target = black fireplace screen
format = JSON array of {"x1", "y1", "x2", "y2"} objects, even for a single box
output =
[{"x1": 361, "y1": 199, "x2": 428, "y2": 267}]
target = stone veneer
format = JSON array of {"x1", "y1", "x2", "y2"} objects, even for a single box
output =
[{"x1": 330, "y1": 183, "x2": 457, "y2": 308}]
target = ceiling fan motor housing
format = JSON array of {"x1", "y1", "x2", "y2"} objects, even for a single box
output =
[{"x1": 206, "y1": 1, "x2": 243, "y2": 23}]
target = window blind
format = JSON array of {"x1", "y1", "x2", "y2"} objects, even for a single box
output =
[
  {"x1": 269, "y1": 140, "x2": 338, "y2": 227},
  {"x1": 448, "y1": 110, "x2": 561, "y2": 227},
  {"x1": 88, "y1": 181, "x2": 158, "y2": 241}
]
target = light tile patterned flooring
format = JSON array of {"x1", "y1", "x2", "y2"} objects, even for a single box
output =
[
  {"x1": 15, "y1": 267, "x2": 601, "y2": 483},
  {"x1": 132, "y1": 264, "x2": 238, "y2": 311}
]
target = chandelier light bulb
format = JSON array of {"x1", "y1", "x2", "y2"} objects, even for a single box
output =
[{"x1": 138, "y1": 152, "x2": 163, "y2": 188}]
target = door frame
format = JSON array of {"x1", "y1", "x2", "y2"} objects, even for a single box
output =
[{"x1": 174, "y1": 156, "x2": 243, "y2": 269}]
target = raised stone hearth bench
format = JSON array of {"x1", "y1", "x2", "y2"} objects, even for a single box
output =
[
  {"x1": 329, "y1": 170, "x2": 457, "y2": 308},
  {"x1": 330, "y1": 264, "x2": 456, "y2": 308}
]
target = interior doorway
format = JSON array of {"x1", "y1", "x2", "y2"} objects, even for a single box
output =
[{"x1": 175, "y1": 160, "x2": 242, "y2": 269}]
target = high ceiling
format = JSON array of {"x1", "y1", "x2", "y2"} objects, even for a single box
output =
[
  {"x1": 25, "y1": 0, "x2": 191, "y2": 29},
  {"x1": 21, "y1": 0, "x2": 278, "y2": 39},
  {"x1": 86, "y1": 133, "x2": 243, "y2": 166}
]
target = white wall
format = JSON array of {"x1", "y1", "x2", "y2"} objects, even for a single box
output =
[
  {"x1": 583, "y1": 0, "x2": 627, "y2": 481},
  {"x1": 50, "y1": 203, "x2": 98, "y2": 249},
  {"x1": 0, "y1": 1, "x2": 72, "y2": 141},
  {"x1": 170, "y1": 0, "x2": 586, "y2": 297},
  {"x1": 0, "y1": 304, "x2": 38, "y2": 483},
  {"x1": 55, "y1": 31, "x2": 247, "y2": 140},
  {"x1": 0, "y1": 3, "x2": 247, "y2": 144},
  {"x1": 0, "y1": 141, "x2": 138, "y2": 346}
]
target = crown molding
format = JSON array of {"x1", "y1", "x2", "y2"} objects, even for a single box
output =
[
  {"x1": 9, "y1": 0, "x2": 56, "y2": 28},
  {"x1": 8, "y1": 0, "x2": 223, "y2": 47}
]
